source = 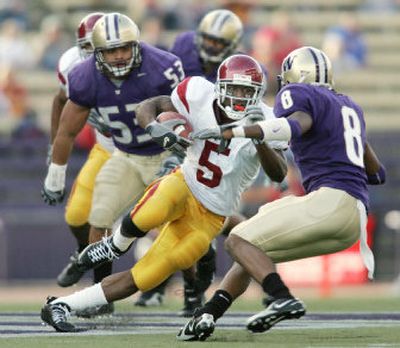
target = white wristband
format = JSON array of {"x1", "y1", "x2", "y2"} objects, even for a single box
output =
[
  {"x1": 231, "y1": 126, "x2": 245, "y2": 138},
  {"x1": 44, "y1": 163, "x2": 67, "y2": 191},
  {"x1": 258, "y1": 118, "x2": 292, "y2": 142}
]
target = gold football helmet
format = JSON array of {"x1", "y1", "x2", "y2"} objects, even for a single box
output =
[
  {"x1": 280, "y1": 46, "x2": 334, "y2": 89},
  {"x1": 196, "y1": 9, "x2": 243, "y2": 64},
  {"x1": 92, "y1": 13, "x2": 141, "y2": 78}
]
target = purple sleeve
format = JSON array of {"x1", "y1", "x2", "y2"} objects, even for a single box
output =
[
  {"x1": 141, "y1": 44, "x2": 185, "y2": 95},
  {"x1": 67, "y1": 60, "x2": 96, "y2": 108},
  {"x1": 274, "y1": 84, "x2": 316, "y2": 121}
]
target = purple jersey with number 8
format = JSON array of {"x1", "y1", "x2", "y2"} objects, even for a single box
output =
[{"x1": 274, "y1": 83, "x2": 369, "y2": 209}]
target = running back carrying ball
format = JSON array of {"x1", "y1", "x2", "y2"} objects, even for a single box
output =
[{"x1": 156, "y1": 111, "x2": 193, "y2": 139}]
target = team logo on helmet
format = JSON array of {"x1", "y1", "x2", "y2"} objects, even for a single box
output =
[{"x1": 280, "y1": 46, "x2": 334, "y2": 88}]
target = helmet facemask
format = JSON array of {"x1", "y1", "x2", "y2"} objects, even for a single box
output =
[
  {"x1": 216, "y1": 79, "x2": 263, "y2": 121},
  {"x1": 77, "y1": 39, "x2": 94, "y2": 59},
  {"x1": 196, "y1": 32, "x2": 237, "y2": 64},
  {"x1": 95, "y1": 41, "x2": 141, "y2": 78}
]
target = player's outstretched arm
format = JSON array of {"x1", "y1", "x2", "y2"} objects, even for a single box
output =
[
  {"x1": 256, "y1": 146, "x2": 287, "y2": 183},
  {"x1": 364, "y1": 142, "x2": 386, "y2": 185},
  {"x1": 42, "y1": 100, "x2": 90, "y2": 206}
]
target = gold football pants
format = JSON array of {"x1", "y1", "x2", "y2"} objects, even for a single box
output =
[
  {"x1": 64, "y1": 144, "x2": 111, "y2": 227},
  {"x1": 130, "y1": 169, "x2": 225, "y2": 291}
]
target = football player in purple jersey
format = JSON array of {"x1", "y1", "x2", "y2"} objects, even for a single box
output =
[
  {"x1": 46, "y1": 12, "x2": 114, "y2": 306},
  {"x1": 41, "y1": 13, "x2": 186, "y2": 315},
  {"x1": 135, "y1": 8, "x2": 245, "y2": 315},
  {"x1": 171, "y1": 9, "x2": 243, "y2": 83},
  {"x1": 177, "y1": 46, "x2": 386, "y2": 341}
]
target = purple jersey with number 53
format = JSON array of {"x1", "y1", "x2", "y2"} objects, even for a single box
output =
[
  {"x1": 67, "y1": 42, "x2": 185, "y2": 155},
  {"x1": 274, "y1": 83, "x2": 369, "y2": 209}
]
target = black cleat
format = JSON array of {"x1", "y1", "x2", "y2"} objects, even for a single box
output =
[
  {"x1": 57, "y1": 250, "x2": 83, "y2": 287},
  {"x1": 246, "y1": 297, "x2": 306, "y2": 333},
  {"x1": 61, "y1": 237, "x2": 123, "y2": 287},
  {"x1": 40, "y1": 296, "x2": 76, "y2": 332},
  {"x1": 262, "y1": 295, "x2": 276, "y2": 307},
  {"x1": 76, "y1": 302, "x2": 114, "y2": 318},
  {"x1": 78, "y1": 236, "x2": 123, "y2": 270},
  {"x1": 176, "y1": 313, "x2": 215, "y2": 341}
]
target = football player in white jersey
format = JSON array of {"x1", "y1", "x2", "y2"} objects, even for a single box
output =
[
  {"x1": 45, "y1": 12, "x2": 116, "y2": 316},
  {"x1": 40, "y1": 54, "x2": 288, "y2": 332}
]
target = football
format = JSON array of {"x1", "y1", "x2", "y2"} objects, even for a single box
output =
[{"x1": 156, "y1": 111, "x2": 193, "y2": 139}]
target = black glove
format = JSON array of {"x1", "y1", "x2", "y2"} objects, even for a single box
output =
[
  {"x1": 146, "y1": 119, "x2": 192, "y2": 156},
  {"x1": 87, "y1": 110, "x2": 111, "y2": 136},
  {"x1": 41, "y1": 186, "x2": 65, "y2": 206}
]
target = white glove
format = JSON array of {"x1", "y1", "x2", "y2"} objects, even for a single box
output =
[{"x1": 42, "y1": 163, "x2": 67, "y2": 205}]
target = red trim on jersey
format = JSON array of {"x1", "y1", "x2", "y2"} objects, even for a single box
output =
[
  {"x1": 130, "y1": 181, "x2": 161, "y2": 219},
  {"x1": 58, "y1": 71, "x2": 66, "y2": 86},
  {"x1": 177, "y1": 77, "x2": 192, "y2": 113}
]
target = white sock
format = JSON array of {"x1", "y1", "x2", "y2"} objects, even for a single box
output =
[
  {"x1": 52, "y1": 283, "x2": 107, "y2": 311},
  {"x1": 112, "y1": 223, "x2": 135, "y2": 252}
]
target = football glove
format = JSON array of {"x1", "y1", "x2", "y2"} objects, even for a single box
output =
[
  {"x1": 42, "y1": 163, "x2": 67, "y2": 206},
  {"x1": 192, "y1": 120, "x2": 244, "y2": 141},
  {"x1": 245, "y1": 105, "x2": 265, "y2": 124},
  {"x1": 41, "y1": 186, "x2": 65, "y2": 206},
  {"x1": 87, "y1": 109, "x2": 111, "y2": 136},
  {"x1": 245, "y1": 105, "x2": 265, "y2": 145},
  {"x1": 156, "y1": 153, "x2": 185, "y2": 177},
  {"x1": 146, "y1": 119, "x2": 192, "y2": 156},
  {"x1": 192, "y1": 126, "x2": 222, "y2": 140}
]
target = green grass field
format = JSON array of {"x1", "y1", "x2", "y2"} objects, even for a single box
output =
[{"x1": 1, "y1": 296, "x2": 400, "y2": 347}]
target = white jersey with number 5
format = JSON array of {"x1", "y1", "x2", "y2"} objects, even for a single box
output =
[{"x1": 171, "y1": 76, "x2": 287, "y2": 216}]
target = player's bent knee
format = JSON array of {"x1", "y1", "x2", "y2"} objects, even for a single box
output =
[
  {"x1": 89, "y1": 207, "x2": 114, "y2": 229},
  {"x1": 224, "y1": 234, "x2": 247, "y2": 256},
  {"x1": 121, "y1": 214, "x2": 147, "y2": 238},
  {"x1": 65, "y1": 207, "x2": 90, "y2": 227}
]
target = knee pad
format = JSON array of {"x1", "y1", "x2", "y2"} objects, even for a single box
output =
[
  {"x1": 121, "y1": 214, "x2": 146, "y2": 238},
  {"x1": 65, "y1": 204, "x2": 90, "y2": 226}
]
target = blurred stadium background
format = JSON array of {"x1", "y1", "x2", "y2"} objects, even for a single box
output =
[{"x1": 1, "y1": 0, "x2": 400, "y2": 300}]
